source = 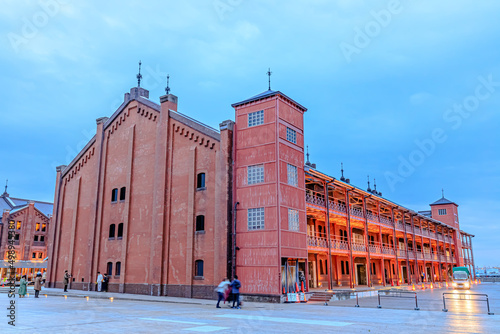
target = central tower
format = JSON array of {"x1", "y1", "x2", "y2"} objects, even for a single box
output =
[{"x1": 232, "y1": 89, "x2": 307, "y2": 300}]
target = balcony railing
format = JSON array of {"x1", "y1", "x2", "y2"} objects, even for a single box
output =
[
  {"x1": 351, "y1": 242, "x2": 366, "y2": 252},
  {"x1": 307, "y1": 234, "x2": 328, "y2": 248},
  {"x1": 331, "y1": 239, "x2": 349, "y2": 251},
  {"x1": 379, "y1": 216, "x2": 393, "y2": 227},
  {"x1": 349, "y1": 207, "x2": 364, "y2": 219}
]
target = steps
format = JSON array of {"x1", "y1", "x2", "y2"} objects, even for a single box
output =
[{"x1": 308, "y1": 291, "x2": 335, "y2": 302}]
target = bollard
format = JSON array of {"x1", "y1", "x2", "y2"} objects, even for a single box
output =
[
  {"x1": 377, "y1": 293, "x2": 382, "y2": 308},
  {"x1": 355, "y1": 293, "x2": 359, "y2": 308},
  {"x1": 414, "y1": 293, "x2": 420, "y2": 311},
  {"x1": 442, "y1": 294, "x2": 448, "y2": 312}
]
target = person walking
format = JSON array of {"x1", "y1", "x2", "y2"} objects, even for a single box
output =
[
  {"x1": 230, "y1": 275, "x2": 242, "y2": 309},
  {"x1": 34, "y1": 273, "x2": 43, "y2": 298},
  {"x1": 102, "y1": 273, "x2": 109, "y2": 292},
  {"x1": 63, "y1": 270, "x2": 71, "y2": 292},
  {"x1": 96, "y1": 272, "x2": 103, "y2": 292},
  {"x1": 215, "y1": 278, "x2": 230, "y2": 308},
  {"x1": 18, "y1": 275, "x2": 27, "y2": 298}
]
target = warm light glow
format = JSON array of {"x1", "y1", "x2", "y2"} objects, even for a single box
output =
[
  {"x1": 44, "y1": 294, "x2": 47, "y2": 298},
  {"x1": 85, "y1": 296, "x2": 89, "y2": 301},
  {"x1": 110, "y1": 297, "x2": 114, "y2": 302},
  {"x1": 64, "y1": 295, "x2": 67, "y2": 299},
  {"x1": 430, "y1": 283, "x2": 434, "y2": 289}
]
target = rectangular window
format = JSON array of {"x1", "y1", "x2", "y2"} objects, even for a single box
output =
[
  {"x1": 38, "y1": 252, "x2": 43, "y2": 259},
  {"x1": 286, "y1": 127, "x2": 297, "y2": 144},
  {"x1": 34, "y1": 235, "x2": 39, "y2": 242},
  {"x1": 248, "y1": 208, "x2": 265, "y2": 230},
  {"x1": 438, "y1": 209, "x2": 447, "y2": 215},
  {"x1": 288, "y1": 209, "x2": 299, "y2": 231},
  {"x1": 247, "y1": 164, "x2": 264, "y2": 185},
  {"x1": 42, "y1": 223, "x2": 46, "y2": 232},
  {"x1": 35, "y1": 223, "x2": 40, "y2": 231},
  {"x1": 346, "y1": 261, "x2": 350, "y2": 275},
  {"x1": 287, "y1": 164, "x2": 298, "y2": 187},
  {"x1": 341, "y1": 261, "x2": 345, "y2": 275},
  {"x1": 32, "y1": 252, "x2": 36, "y2": 259},
  {"x1": 248, "y1": 110, "x2": 264, "y2": 127},
  {"x1": 16, "y1": 221, "x2": 21, "y2": 230}
]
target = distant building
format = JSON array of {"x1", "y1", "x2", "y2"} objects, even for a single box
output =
[
  {"x1": 48, "y1": 79, "x2": 476, "y2": 302},
  {"x1": 0, "y1": 186, "x2": 53, "y2": 281}
]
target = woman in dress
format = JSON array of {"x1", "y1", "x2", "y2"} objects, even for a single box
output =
[{"x1": 18, "y1": 275, "x2": 27, "y2": 298}]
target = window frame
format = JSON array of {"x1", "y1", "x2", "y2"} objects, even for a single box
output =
[
  {"x1": 111, "y1": 188, "x2": 118, "y2": 202},
  {"x1": 115, "y1": 262, "x2": 121, "y2": 276},
  {"x1": 287, "y1": 164, "x2": 298, "y2": 187},
  {"x1": 196, "y1": 173, "x2": 206, "y2": 189},
  {"x1": 286, "y1": 127, "x2": 297, "y2": 144},
  {"x1": 288, "y1": 208, "x2": 299, "y2": 232},
  {"x1": 248, "y1": 207, "x2": 265, "y2": 231},
  {"x1": 195, "y1": 215, "x2": 205, "y2": 232},
  {"x1": 107, "y1": 262, "x2": 113, "y2": 276},
  {"x1": 119, "y1": 187, "x2": 126, "y2": 201},
  {"x1": 247, "y1": 164, "x2": 264, "y2": 185},
  {"x1": 248, "y1": 110, "x2": 264, "y2": 127},
  {"x1": 117, "y1": 223, "x2": 123, "y2": 239},
  {"x1": 109, "y1": 224, "x2": 116, "y2": 239},
  {"x1": 194, "y1": 259, "x2": 204, "y2": 277}
]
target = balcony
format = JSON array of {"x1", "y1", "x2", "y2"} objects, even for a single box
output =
[
  {"x1": 349, "y1": 207, "x2": 364, "y2": 219},
  {"x1": 379, "y1": 216, "x2": 394, "y2": 227}
]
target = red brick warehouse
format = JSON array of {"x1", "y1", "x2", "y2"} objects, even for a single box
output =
[{"x1": 47, "y1": 69, "x2": 475, "y2": 302}]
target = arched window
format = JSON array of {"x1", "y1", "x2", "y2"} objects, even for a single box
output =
[
  {"x1": 195, "y1": 260, "x2": 204, "y2": 277},
  {"x1": 111, "y1": 188, "x2": 118, "y2": 202},
  {"x1": 120, "y1": 187, "x2": 126, "y2": 201},
  {"x1": 196, "y1": 173, "x2": 205, "y2": 189},
  {"x1": 117, "y1": 223, "x2": 124, "y2": 238},
  {"x1": 107, "y1": 262, "x2": 113, "y2": 276},
  {"x1": 109, "y1": 224, "x2": 116, "y2": 239},
  {"x1": 195, "y1": 215, "x2": 205, "y2": 232},
  {"x1": 115, "y1": 262, "x2": 121, "y2": 276}
]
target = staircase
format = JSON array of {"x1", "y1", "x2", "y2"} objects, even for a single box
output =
[{"x1": 307, "y1": 291, "x2": 335, "y2": 302}]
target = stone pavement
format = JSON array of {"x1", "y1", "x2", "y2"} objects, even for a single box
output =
[{"x1": 0, "y1": 283, "x2": 498, "y2": 333}]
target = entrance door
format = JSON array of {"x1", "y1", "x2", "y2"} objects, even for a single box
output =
[
  {"x1": 401, "y1": 265, "x2": 408, "y2": 284},
  {"x1": 308, "y1": 261, "x2": 317, "y2": 288},
  {"x1": 356, "y1": 264, "x2": 367, "y2": 285},
  {"x1": 426, "y1": 267, "x2": 432, "y2": 282}
]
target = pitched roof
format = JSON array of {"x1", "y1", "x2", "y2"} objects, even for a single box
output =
[
  {"x1": 231, "y1": 90, "x2": 307, "y2": 111},
  {"x1": 430, "y1": 197, "x2": 458, "y2": 206},
  {"x1": 0, "y1": 195, "x2": 54, "y2": 217}
]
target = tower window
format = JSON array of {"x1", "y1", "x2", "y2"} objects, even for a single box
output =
[
  {"x1": 288, "y1": 209, "x2": 299, "y2": 231},
  {"x1": 195, "y1": 260, "x2": 204, "y2": 277},
  {"x1": 286, "y1": 127, "x2": 297, "y2": 144},
  {"x1": 109, "y1": 224, "x2": 116, "y2": 239},
  {"x1": 438, "y1": 209, "x2": 447, "y2": 215},
  {"x1": 42, "y1": 223, "x2": 46, "y2": 232},
  {"x1": 248, "y1": 208, "x2": 265, "y2": 230},
  {"x1": 196, "y1": 215, "x2": 205, "y2": 232},
  {"x1": 117, "y1": 223, "x2": 123, "y2": 238},
  {"x1": 111, "y1": 188, "x2": 118, "y2": 202},
  {"x1": 248, "y1": 110, "x2": 264, "y2": 127},
  {"x1": 120, "y1": 187, "x2": 126, "y2": 201},
  {"x1": 287, "y1": 164, "x2": 298, "y2": 187},
  {"x1": 197, "y1": 173, "x2": 206, "y2": 189},
  {"x1": 247, "y1": 164, "x2": 264, "y2": 185},
  {"x1": 36, "y1": 223, "x2": 40, "y2": 231}
]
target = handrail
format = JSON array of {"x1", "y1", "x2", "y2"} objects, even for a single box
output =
[
  {"x1": 377, "y1": 290, "x2": 419, "y2": 310},
  {"x1": 442, "y1": 293, "x2": 494, "y2": 315}
]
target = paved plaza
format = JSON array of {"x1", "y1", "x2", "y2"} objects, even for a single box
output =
[{"x1": 1, "y1": 283, "x2": 499, "y2": 333}]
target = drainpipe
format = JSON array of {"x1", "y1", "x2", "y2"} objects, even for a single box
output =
[{"x1": 232, "y1": 202, "x2": 239, "y2": 279}]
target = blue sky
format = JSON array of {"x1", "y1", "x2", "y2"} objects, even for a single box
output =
[{"x1": 1, "y1": 0, "x2": 499, "y2": 266}]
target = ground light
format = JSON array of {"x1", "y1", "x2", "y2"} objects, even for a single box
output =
[
  {"x1": 85, "y1": 296, "x2": 89, "y2": 301},
  {"x1": 64, "y1": 295, "x2": 67, "y2": 299},
  {"x1": 110, "y1": 297, "x2": 114, "y2": 302}
]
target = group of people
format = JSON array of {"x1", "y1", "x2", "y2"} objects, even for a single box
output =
[
  {"x1": 96, "y1": 272, "x2": 110, "y2": 292},
  {"x1": 18, "y1": 272, "x2": 45, "y2": 298},
  {"x1": 215, "y1": 275, "x2": 242, "y2": 309}
]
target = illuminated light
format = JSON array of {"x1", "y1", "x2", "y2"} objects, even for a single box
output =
[
  {"x1": 445, "y1": 282, "x2": 449, "y2": 288},
  {"x1": 44, "y1": 294, "x2": 47, "y2": 298},
  {"x1": 479, "y1": 279, "x2": 481, "y2": 284},
  {"x1": 421, "y1": 284, "x2": 425, "y2": 290},
  {"x1": 85, "y1": 296, "x2": 89, "y2": 301},
  {"x1": 452, "y1": 282, "x2": 457, "y2": 287},
  {"x1": 430, "y1": 283, "x2": 434, "y2": 289},
  {"x1": 412, "y1": 284, "x2": 415, "y2": 291},
  {"x1": 64, "y1": 295, "x2": 67, "y2": 299},
  {"x1": 110, "y1": 297, "x2": 114, "y2": 302},
  {"x1": 27, "y1": 293, "x2": 30, "y2": 297}
]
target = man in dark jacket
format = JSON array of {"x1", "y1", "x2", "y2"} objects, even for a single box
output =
[
  {"x1": 230, "y1": 275, "x2": 242, "y2": 309},
  {"x1": 63, "y1": 270, "x2": 71, "y2": 292},
  {"x1": 34, "y1": 273, "x2": 43, "y2": 298}
]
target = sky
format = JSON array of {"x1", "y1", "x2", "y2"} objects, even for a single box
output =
[{"x1": 0, "y1": 0, "x2": 498, "y2": 267}]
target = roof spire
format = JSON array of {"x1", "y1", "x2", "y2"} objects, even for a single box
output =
[
  {"x1": 367, "y1": 175, "x2": 371, "y2": 192},
  {"x1": 267, "y1": 68, "x2": 272, "y2": 90},
  {"x1": 306, "y1": 145, "x2": 310, "y2": 165},
  {"x1": 340, "y1": 163, "x2": 346, "y2": 182},
  {"x1": 374, "y1": 178, "x2": 377, "y2": 192},
  {"x1": 442, "y1": 188, "x2": 444, "y2": 198},
  {"x1": 137, "y1": 60, "x2": 143, "y2": 87},
  {"x1": 165, "y1": 74, "x2": 170, "y2": 94},
  {"x1": 2, "y1": 179, "x2": 7, "y2": 197}
]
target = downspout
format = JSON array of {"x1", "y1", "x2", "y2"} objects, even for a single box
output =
[{"x1": 232, "y1": 201, "x2": 239, "y2": 278}]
